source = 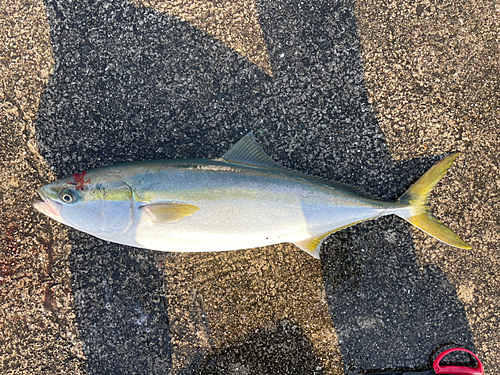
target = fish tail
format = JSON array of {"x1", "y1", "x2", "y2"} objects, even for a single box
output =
[{"x1": 396, "y1": 152, "x2": 471, "y2": 249}]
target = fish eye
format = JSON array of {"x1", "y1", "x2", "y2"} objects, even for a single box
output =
[{"x1": 59, "y1": 190, "x2": 77, "y2": 204}]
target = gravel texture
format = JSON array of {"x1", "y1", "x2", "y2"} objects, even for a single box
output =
[{"x1": 1, "y1": 0, "x2": 498, "y2": 374}]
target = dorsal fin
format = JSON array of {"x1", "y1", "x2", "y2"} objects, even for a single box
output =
[
  {"x1": 222, "y1": 132, "x2": 287, "y2": 170},
  {"x1": 222, "y1": 133, "x2": 379, "y2": 200}
]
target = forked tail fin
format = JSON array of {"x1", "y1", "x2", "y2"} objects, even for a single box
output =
[{"x1": 396, "y1": 152, "x2": 471, "y2": 249}]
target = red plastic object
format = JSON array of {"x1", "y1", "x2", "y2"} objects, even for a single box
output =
[{"x1": 433, "y1": 348, "x2": 484, "y2": 375}]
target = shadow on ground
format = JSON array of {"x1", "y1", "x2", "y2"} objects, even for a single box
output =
[
  {"x1": 36, "y1": 0, "x2": 474, "y2": 373},
  {"x1": 321, "y1": 218, "x2": 474, "y2": 373},
  {"x1": 196, "y1": 321, "x2": 325, "y2": 375}
]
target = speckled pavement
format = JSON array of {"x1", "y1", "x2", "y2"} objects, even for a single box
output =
[{"x1": 1, "y1": 0, "x2": 498, "y2": 374}]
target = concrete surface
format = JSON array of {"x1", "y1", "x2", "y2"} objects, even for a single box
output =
[{"x1": 1, "y1": 0, "x2": 498, "y2": 374}]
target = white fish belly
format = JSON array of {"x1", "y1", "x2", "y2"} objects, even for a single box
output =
[
  {"x1": 114, "y1": 202, "x2": 394, "y2": 253},
  {"x1": 120, "y1": 199, "x2": 313, "y2": 252}
]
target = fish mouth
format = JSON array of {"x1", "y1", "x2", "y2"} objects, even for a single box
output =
[{"x1": 34, "y1": 189, "x2": 62, "y2": 218}]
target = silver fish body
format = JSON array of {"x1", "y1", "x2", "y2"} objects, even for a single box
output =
[{"x1": 34, "y1": 133, "x2": 470, "y2": 258}]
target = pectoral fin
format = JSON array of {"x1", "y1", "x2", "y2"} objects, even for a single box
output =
[{"x1": 140, "y1": 203, "x2": 199, "y2": 223}]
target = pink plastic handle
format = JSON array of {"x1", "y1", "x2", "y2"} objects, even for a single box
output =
[{"x1": 433, "y1": 348, "x2": 484, "y2": 375}]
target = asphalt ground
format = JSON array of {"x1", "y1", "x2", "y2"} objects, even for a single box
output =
[{"x1": 1, "y1": 0, "x2": 498, "y2": 374}]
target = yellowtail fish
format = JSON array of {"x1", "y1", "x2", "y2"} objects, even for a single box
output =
[{"x1": 34, "y1": 133, "x2": 470, "y2": 258}]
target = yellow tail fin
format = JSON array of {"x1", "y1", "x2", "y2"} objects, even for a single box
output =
[{"x1": 397, "y1": 152, "x2": 471, "y2": 249}]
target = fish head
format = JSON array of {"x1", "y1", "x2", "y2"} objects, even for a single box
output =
[{"x1": 34, "y1": 171, "x2": 134, "y2": 240}]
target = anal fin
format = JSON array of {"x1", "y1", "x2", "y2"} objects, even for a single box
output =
[
  {"x1": 294, "y1": 219, "x2": 372, "y2": 259},
  {"x1": 294, "y1": 234, "x2": 330, "y2": 259}
]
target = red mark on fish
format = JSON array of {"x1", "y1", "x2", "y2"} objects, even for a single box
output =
[{"x1": 67, "y1": 171, "x2": 91, "y2": 190}]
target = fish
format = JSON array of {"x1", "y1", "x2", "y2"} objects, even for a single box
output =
[{"x1": 34, "y1": 133, "x2": 470, "y2": 258}]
